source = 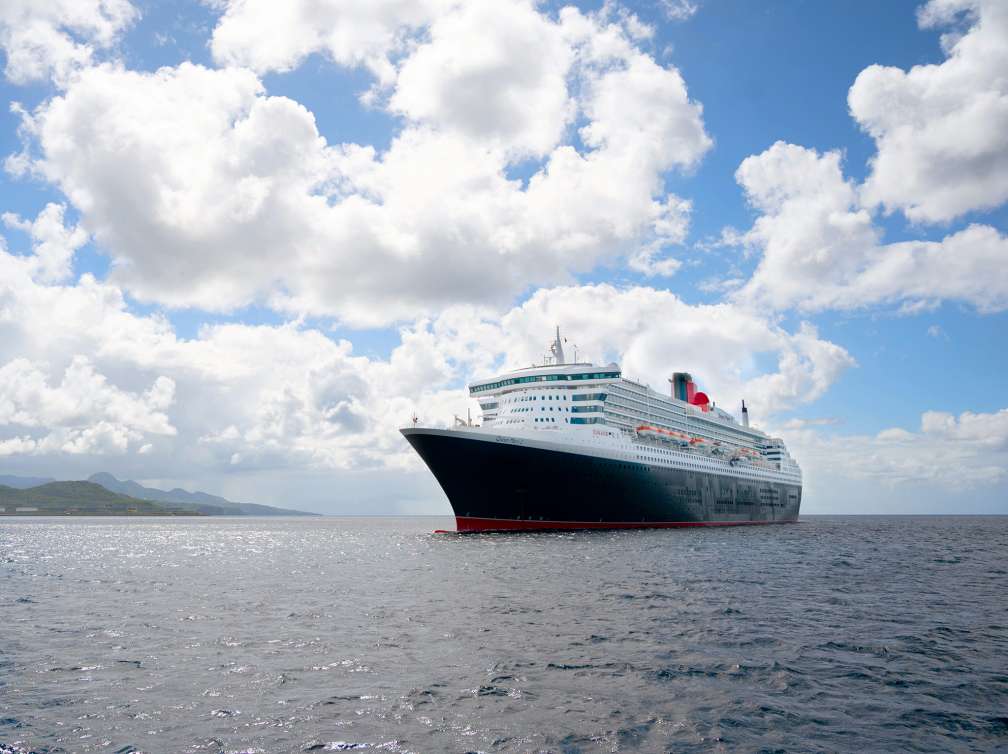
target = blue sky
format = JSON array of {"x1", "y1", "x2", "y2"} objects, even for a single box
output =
[{"x1": 0, "y1": 0, "x2": 1005, "y2": 513}]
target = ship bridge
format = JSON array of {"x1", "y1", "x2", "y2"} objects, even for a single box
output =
[
  {"x1": 468, "y1": 328, "x2": 620, "y2": 428},
  {"x1": 469, "y1": 362, "x2": 621, "y2": 428}
]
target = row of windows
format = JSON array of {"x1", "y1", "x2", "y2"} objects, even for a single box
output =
[
  {"x1": 500, "y1": 393, "x2": 569, "y2": 403},
  {"x1": 571, "y1": 392, "x2": 608, "y2": 402},
  {"x1": 633, "y1": 451, "x2": 793, "y2": 482},
  {"x1": 570, "y1": 405, "x2": 600, "y2": 414},
  {"x1": 595, "y1": 436, "x2": 795, "y2": 482},
  {"x1": 499, "y1": 406, "x2": 569, "y2": 414},
  {"x1": 498, "y1": 417, "x2": 570, "y2": 425},
  {"x1": 470, "y1": 371, "x2": 620, "y2": 394},
  {"x1": 571, "y1": 417, "x2": 605, "y2": 424}
]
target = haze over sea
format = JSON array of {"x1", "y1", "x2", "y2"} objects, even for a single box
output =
[{"x1": 2, "y1": 516, "x2": 1006, "y2": 753}]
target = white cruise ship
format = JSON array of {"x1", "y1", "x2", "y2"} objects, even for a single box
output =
[{"x1": 402, "y1": 329, "x2": 802, "y2": 532}]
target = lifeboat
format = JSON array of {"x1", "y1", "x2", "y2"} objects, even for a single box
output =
[
  {"x1": 636, "y1": 425, "x2": 670, "y2": 442},
  {"x1": 637, "y1": 425, "x2": 679, "y2": 439}
]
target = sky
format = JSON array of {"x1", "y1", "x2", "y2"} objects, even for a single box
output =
[{"x1": 0, "y1": 0, "x2": 1006, "y2": 515}]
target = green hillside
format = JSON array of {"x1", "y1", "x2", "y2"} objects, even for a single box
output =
[{"x1": 0, "y1": 482, "x2": 203, "y2": 516}]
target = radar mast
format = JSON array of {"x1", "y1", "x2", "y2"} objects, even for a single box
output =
[{"x1": 550, "y1": 326, "x2": 565, "y2": 365}]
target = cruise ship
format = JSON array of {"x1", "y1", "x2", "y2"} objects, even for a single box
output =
[{"x1": 402, "y1": 330, "x2": 802, "y2": 532}]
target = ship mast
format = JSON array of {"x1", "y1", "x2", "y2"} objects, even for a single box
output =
[{"x1": 550, "y1": 326, "x2": 565, "y2": 365}]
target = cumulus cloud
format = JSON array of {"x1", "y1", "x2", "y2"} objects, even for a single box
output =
[
  {"x1": 210, "y1": 0, "x2": 454, "y2": 84},
  {"x1": 389, "y1": 0, "x2": 574, "y2": 157},
  {"x1": 13, "y1": 5, "x2": 711, "y2": 326},
  {"x1": 186, "y1": 284, "x2": 854, "y2": 470},
  {"x1": 733, "y1": 141, "x2": 1008, "y2": 312},
  {"x1": 921, "y1": 408, "x2": 1008, "y2": 448},
  {"x1": 0, "y1": 0, "x2": 136, "y2": 86},
  {"x1": 0, "y1": 209, "x2": 852, "y2": 472},
  {"x1": 0, "y1": 356, "x2": 175, "y2": 456},
  {"x1": 849, "y1": 0, "x2": 1008, "y2": 223},
  {"x1": 785, "y1": 408, "x2": 1008, "y2": 490},
  {"x1": 2, "y1": 203, "x2": 87, "y2": 283},
  {"x1": 0, "y1": 255, "x2": 445, "y2": 470},
  {"x1": 410, "y1": 284, "x2": 855, "y2": 420}
]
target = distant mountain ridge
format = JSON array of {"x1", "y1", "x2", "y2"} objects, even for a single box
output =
[
  {"x1": 0, "y1": 481, "x2": 200, "y2": 516},
  {"x1": 87, "y1": 473, "x2": 318, "y2": 516},
  {"x1": 0, "y1": 473, "x2": 318, "y2": 516}
]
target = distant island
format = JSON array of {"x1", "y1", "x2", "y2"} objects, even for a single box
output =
[
  {"x1": 0, "y1": 481, "x2": 202, "y2": 516},
  {"x1": 0, "y1": 473, "x2": 319, "y2": 516}
]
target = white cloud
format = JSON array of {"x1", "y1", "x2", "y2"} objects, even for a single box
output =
[
  {"x1": 18, "y1": 63, "x2": 331, "y2": 312},
  {"x1": 0, "y1": 208, "x2": 853, "y2": 474},
  {"x1": 416, "y1": 284, "x2": 855, "y2": 421},
  {"x1": 209, "y1": 0, "x2": 453, "y2": 84},
  {"x1": 733, "y1": 141, "x2": 1008, "y2": 312},
  {"x1": 575, "y1": 38, "x2": 710, "y2": 172},
  {"x1": 2, "y1": 203, "x2": 87, "y2": 283},
  {"x1": 0, "y1": 0, "x2": 136, "y2": 86},
  {"x1": 921, "y1": 408, "x2": 1008, "y2": 448},
  {"x1": 785, "y1": 408, "x2": 1008, "y2": 493},
  {"x1": 659, "y1": 0, "x2": 699, "y2": 22},
  {"x1": 849, "y1": 0, "x2": 1008, "y2": 223},
  {"x1": 14, "y1": 5, "x2": 711, "y2": 326},
  {"x1": 0, "y1": 356, "x2": 175, "y2": 456},
  {"x1": 627, "y1": 194, "x2": 691, "y2": 277},
  {"x1": 389, "y1": 0, "x2": 573, "y2": 158},
  {"x1": 779, "y1": 417, "x2": 840, "y2": 430}
]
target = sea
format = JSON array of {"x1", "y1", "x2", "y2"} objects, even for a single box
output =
[{"x1": 1, "y1": 516, "x2": 1006, "y2": 753}]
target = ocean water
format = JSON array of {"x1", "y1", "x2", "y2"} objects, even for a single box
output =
[{"x1": 1, "y1": 516, "x2": 1006, "y2": 754}]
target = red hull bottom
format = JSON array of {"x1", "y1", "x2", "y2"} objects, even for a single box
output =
[{"x1": 439, "y1": 515, "x2": 799, "y2": 533}]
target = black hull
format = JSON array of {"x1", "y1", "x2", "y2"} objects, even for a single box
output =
[{"x1": 403, "y1": 429, "x2": 801, "y2": 532}]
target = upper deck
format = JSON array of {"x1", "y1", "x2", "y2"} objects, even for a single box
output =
[
  {"x1": 469, "y1": 363, "x2": 621, "y2": 394},
  {"x1": 462, "y1": 329, "x2": 801, "y2": 479}
]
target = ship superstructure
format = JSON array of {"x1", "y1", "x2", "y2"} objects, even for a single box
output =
[{"x1": 402, "y1": 329, "x2": 802, "y2": 531}]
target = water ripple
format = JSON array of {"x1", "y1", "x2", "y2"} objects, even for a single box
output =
[{"x1": 1, "y1": 515, "x2": 1006, "y2": 752}]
